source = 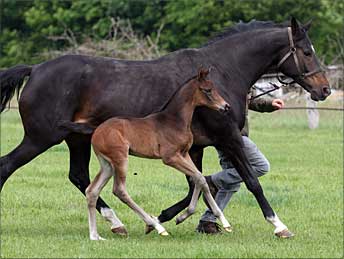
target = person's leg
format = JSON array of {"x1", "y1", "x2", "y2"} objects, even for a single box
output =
[
  {"x1": 198, "y1": 136, "x2": 270, "y2": 232},
  {"x1": 212, "y1": 136, "x2": 270, "y2": 189}
]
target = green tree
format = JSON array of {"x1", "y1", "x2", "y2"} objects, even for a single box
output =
[{"x1": 1, "y1": 0, "x2": 342, "y2": 67}]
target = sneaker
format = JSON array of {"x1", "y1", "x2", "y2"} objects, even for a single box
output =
[{"x1": 196, "y1": 220, "x2": 222, "y2": 234}]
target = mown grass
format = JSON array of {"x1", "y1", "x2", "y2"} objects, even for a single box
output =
[{"x1": 0, "y1": 102, "x2": 343, "y2": 258}]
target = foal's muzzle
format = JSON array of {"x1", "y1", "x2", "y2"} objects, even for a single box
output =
[{"x1": 219, "y1": 103, "x2": 231, "y2": 113}]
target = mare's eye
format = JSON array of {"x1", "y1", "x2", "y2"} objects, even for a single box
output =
[{"x1": 304, "y1": 50, "x2": 312, "y2": 57}]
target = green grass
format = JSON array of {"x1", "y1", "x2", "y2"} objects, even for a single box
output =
[{"x1": 1, "y1": 105, "x2": 343, "y2": 258}]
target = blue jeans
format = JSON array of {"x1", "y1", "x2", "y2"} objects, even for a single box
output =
[{"x1": 200, "y1": 136, "x2": 270, "y2": 223}]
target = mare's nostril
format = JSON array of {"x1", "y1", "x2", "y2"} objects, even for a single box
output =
[{"x1": 225, "y1": 104, "x2": 230, "y2": 111}]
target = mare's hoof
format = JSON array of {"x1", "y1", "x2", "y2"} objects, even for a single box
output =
[
  {"x1": 159, "y1": 230, "x2": 169, "y2": 236},
  {"x1": 275, "y1": 229, "x2": 295, "y2": 238},
  {"x1": 145, "y1": 225, "x2": 155, "y2": 235},
  {"x1": 223, "y1": 226, "x2": 233, "y2": 233},
  {"x1": 111, "y1": 226, "x2": 128, "y2": 237}
]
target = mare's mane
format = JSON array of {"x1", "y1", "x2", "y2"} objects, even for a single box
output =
[
  {"x1": 205, "y1": 20, "x2": 289, "y2": 46},
  {"x1": 156, "y1": 20, "x2": 290, "y2": 114}
]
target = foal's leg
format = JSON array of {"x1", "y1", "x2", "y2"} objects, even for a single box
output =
[
  {"x1": 112, "y1": 158, "x2": 168, "y2": 236},
  {"x1": 86, "y1": 155, "x2": 118, "y2": 240},
  {"x1": 158, "y1": 146, "x2": 204, "y2": 223},
  {"x1": 163, "y1": 153, "x2": 231, "y2": 231},
  {"x1": 66, "y1": 136, "x2": 125, "y2": 234}
]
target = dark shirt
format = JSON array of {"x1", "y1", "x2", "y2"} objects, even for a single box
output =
[{"x1": 241, "y1": 97, "x2": 276, "y2": 136}]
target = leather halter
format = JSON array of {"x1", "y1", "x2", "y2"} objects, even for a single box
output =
[{"x1": 276, "y1": 27, "x2": 323, "y2": 85}]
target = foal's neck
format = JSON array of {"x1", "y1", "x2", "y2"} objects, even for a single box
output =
[{"x1": 161, "y1": 83, "x2": 198, "y2": 131}]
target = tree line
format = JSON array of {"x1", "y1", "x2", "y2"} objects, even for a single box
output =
[{"x1": 1, "y1": 0, "x2": 343, "y2": 68}]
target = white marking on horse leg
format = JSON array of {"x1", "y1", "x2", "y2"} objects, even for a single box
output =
[
  {"x1": 101, "y1": 207, "x2": 124, "y2": 229},
  {"x1": 88, "y1": 204, "x2": 105, "y2": 240},
  {"x1": 87, "y1": 155, "x2": 113, "y2": 240},
  {"x1": 266, "y1": 214, "x2": 288, "y2": 233},
  {"x1": 155, "y1": 222, "x2": 168, "y2": 235}
]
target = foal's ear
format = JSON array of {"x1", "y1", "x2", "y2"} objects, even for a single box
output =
[{"x1": 197, "y1": 68, "x2": 210, "y2": 81}]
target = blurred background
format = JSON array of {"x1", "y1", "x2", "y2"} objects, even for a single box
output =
[{"x1": 1, "y1": 0, "x2": 343, "y2": 65}]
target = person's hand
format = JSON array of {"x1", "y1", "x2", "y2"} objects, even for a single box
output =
[{"x1": 272, "y1": 99, "x2": 284, "y2": 110}]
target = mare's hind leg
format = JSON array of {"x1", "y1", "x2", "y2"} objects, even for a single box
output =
[
  {"x1": 0, "y1": 134, "x2": 54, "y2": 191},
  {"x1": 112, "y1": 156, "x2": 168, "y2": 236},
  {"x1": 66, "y1": 135, "x2": 126, "y2": 235},
  {"x1": 157, "y1": 146, "x2": 204, "y2": 223}
]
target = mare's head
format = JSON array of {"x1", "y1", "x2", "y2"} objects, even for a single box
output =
[
  {"x1": 192, "y1": 68, "x2": 230, "y2": 113},
  {"x1": 277, "y1": 17, "x2": 330, "y2": 101}
]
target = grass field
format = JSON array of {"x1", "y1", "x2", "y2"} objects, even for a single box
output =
[{"x1": 1, "y1": 101, "x2": 343, "y2": 258}]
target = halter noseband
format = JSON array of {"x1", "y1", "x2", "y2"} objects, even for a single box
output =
[{"x1": 276, "y1": 27, "x2": 323, "y2": 85}]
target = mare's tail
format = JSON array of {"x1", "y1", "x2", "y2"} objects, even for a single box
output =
[
  {"x1": 0, "y1": 65, "x2": 32, "y2": 112},
  {"x1": 58, "y1": 120, "x2": 96, "y2": 135}
]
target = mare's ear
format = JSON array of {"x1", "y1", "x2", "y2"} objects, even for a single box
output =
[
  {"x1": 291, "y1": 17, "x2": 301, "y2": 36},
  {"x1": 197, "y1": 68, "x2": 210, "y2": 81},
  {"x1": 303, "y1": 19, "x2": 313, "y2": 31}
]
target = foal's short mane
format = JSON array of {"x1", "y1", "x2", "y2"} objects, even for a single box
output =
[
  {"x1": 155, "y1": 74, "x2": 198, "y2": 113},
  {"x1": 204, "y1": 20, "x2": 289, "y2": 46}
]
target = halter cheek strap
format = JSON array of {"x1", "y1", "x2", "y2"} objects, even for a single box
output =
[{"x1": 277, "y1": 27, "x2": 323, "y2": 85}]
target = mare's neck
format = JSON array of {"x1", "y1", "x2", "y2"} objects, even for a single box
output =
[
  {"x1": 201, "y1": 28, "x2": 288, "y2": 92},
  {"x1": 161, "y1": 83, "x2": 197, "y2": 131}
]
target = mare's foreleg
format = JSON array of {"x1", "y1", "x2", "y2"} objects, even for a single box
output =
[
  {"x1": 217, "y1": 127, "x2": 293, "y2": 238},
  {"x1": 157, "y1": 146, "x2": 203, "y2": 223},
  {"x1": 66, "y1": 135, "x2": 125, "y2": 234}
]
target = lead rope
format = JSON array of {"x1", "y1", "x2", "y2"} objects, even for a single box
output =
[{"x1": 250, "y1": 82, "x2": 282, "y2": 100}]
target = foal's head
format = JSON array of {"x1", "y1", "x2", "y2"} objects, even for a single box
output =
[{"x1": 191, "y1": 68, "x2": 230, "y2": 113}]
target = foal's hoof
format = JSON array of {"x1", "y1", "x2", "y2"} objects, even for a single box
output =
[
  {"x1": 223, "y1": 226, "x2": 233, "y2": 233},
  {"x1": 145, "y1": 225, "x2": 155, "y2": 235},
  {"x1": 90, "y1": 235, "x2": 106, "y2": 241},
  {"x1": 159, "y1": 230, "x2": 169, "y2": 236},
  {"x1": 111, "y1": 226, "x2": 128, "y2": 237},
  {"x1": 275, "y1": 229, "x2": 295, "y2": 238}
]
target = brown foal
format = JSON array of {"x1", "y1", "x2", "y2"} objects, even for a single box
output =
[{"x1": 86, "y1": 69, "x2": 231, "y2": 240}]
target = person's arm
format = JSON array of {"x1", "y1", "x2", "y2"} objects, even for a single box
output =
[{"x1": 248, "y1": 98, "x2": 284, "y2": 112}]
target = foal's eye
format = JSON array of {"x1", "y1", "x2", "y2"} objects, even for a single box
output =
[{"x1": 202, "y1": 88, "x2": 212, "y2": 94}]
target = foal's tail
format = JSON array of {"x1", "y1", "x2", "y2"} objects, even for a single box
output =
[
  {"x1": 0, "y1": 65, "x2": 32, "y2": 113},
  {"x1": 58, "y1": 120, "x2": 96, "y2": 135}
]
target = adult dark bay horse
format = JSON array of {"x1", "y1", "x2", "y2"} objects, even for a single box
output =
[{"x1": 0, "y1": 18, "x2": 330, "y2": 237}]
